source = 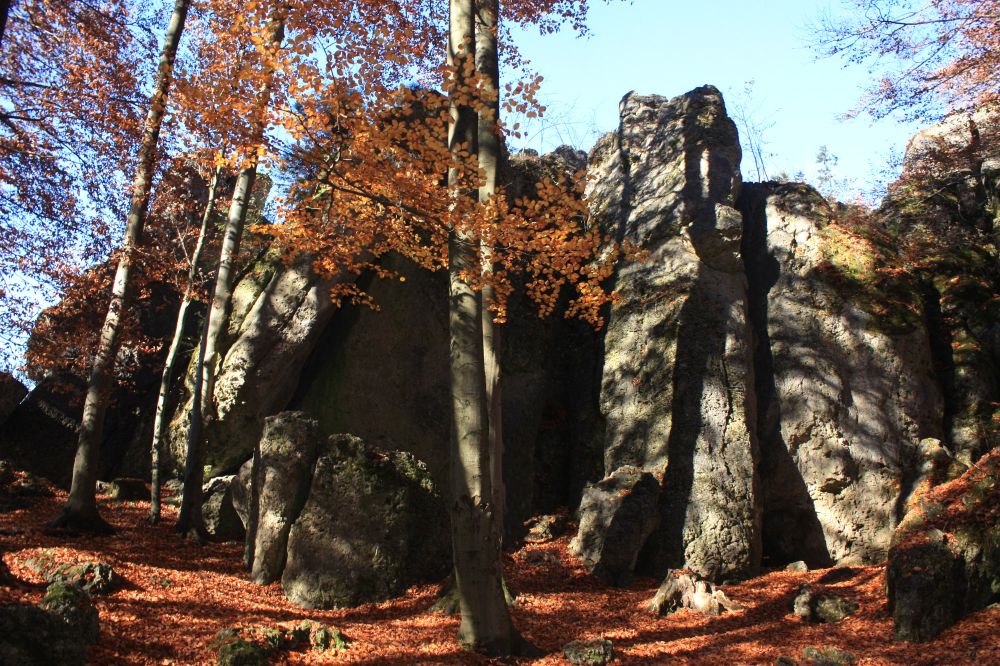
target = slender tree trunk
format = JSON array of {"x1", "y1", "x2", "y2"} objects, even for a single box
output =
[
  {"x1": 476, "y1": 0, "x2": 504, "y2": 545},
  {"x1": 176, "y1": 165, "x2": 255, "y2": 541},
  {"x1": 51, "y1": 0, "x2": 191, "y2": 534},
  {"x1": 176, "y1": 11, "x2": 285, "y2": 540},
  {"x1": 447, "y1": 0, "x2": 521, "y2": 655},
  {"x1": 150, "y1": 167, "x2": 221, "y2": 524}
]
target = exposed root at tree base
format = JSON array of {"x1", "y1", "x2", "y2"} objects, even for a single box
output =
[{"x1": 46, "y1": 508, "x2": 117, "y2": 537}]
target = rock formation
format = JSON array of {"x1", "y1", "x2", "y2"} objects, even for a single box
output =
[
  {"x1": 0, "y1": 373, "x2": 26, "y2": 427},
  {"x1": 2, "y1": 85, "x2": 995, "y2": 606},
  {"x1": 569, "y1": 466, "x2": 660, "y2": 586},
  {"x1": 239, "y1": 412, "x2": 449, "y2": 609},
  {"x1": 587, "y1": 86, "x2": 760, "y2": 581},
  {"x1": 740, "y1": 181, "x2": 942, "y2": 566},
  {"x1": 167, "y1": 253, "x2": 342, "y2": 477}
]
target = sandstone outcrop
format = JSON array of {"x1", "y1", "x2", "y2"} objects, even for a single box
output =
[
  {"x1": 740, "y1": 181, "x2": 942, "y2": 565},
  {"x1": 238, "y1": 412, "x2": 449, "y2": 609},
  {"x1": 585, "y1": 86, "x2": 761, "y2": 581}
]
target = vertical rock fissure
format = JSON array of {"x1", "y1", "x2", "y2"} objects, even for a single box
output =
[
  {"x1": 919, "y1": 280, "x2": 957, "y2": 452},
  {"x1": 737, "y1": 183, "x2": 832, "y2": 567}
]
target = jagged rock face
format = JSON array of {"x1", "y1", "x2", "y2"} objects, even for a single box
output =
[
  {"x1": 281, "y1": 433, "x2": 449, "y2": 609},
  {"x1": 167, "y1": 254, "x2": 341, "y2": 476},
  {"x1": 886, "y1": 108, "x2": 1000, "y2": 466},
  {"x1": 740, "y1": 182, "x2": 943, "y2": 566},
  {"x1": 588, "y1": 87, "x2": 760, "y2": 581}
]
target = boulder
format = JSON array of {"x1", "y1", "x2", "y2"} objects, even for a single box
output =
[
  {"x1": 210, "y1": 622, "x2": 348, "y2": 665},
  {"x1": 40, "y1": 581, "x2": 99, "y2": 645},
  {"x1": 889, "y1": 451, "x2": 1000, "y2": 641},
  {"x1": 888, "y1": 524, "x2": 1000, "y2": 641},
  {"x1": 524, "y1": 512, "x2": 571, "y2": 543},
  {"x1": 0, "y1": 372, "x2": 27, "y2": 426},
  {"x1": 281, "y1": 434, "x2": 449, "y2": 609},
  {"x1": 0, "y1": 593, "x2": 98, "y2": 666},
  {"x1": 588, "y1": 86, "x2": 760, "y2": 581},
  {"x1": 49, "y1": 562, "x2": 122, "y2": 596},
  {"x1": 202, "y1": 475, "x2": 245, "y2": 542},
  {"x1": 247, "y1": 412, "x2": 322, "y2": 584},
  {"x1": 569, "y1": 466, "x2": 660, "y2": 586},
  {"x1": 0, "y1": 382, "x2": 83, "y2": 487},
  {"x1": 161, "y1": 478, "x2": 184, "y2": 507},
  {"x1": 231, "y1": 459, "x2": 252, "y2": 528},
  {"x1": 108, "y1": 477, "x2": 149, "y2": 501},
  {"x1": 563, "y1": 638, "x2": 615, "y2": 666},
  {"x1": 740, "y1": 181, "x2": 942, "y2": 566},
  {"x1": 792, "y1": 585, "x2": 858, "y2": 623},
  {"x1": 24, "y1": 552, "x2": 121, "y2": 595}
]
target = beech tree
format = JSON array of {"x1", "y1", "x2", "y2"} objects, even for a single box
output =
[
  {"x1": 149, "y1": 163, "x2": 221, "y2": 524},
  {"x1": 445, "y1": 0, "x2": 521, "y2": 654},
  {"x1": 51, "y1": 0, "x2": 192, "y2": 533},
  {"x1": 817, "y1": 0, "x2": 1000, "y2": 119},
  {"x1": 269, "y1": 0, "x2": 618, "y2": 654},
  {"x1": 176, "y1": 3, "x2": 287, "y2": 539}
]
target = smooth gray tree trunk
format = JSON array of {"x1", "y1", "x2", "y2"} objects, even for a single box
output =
[
  {"x1": 177, "y1": 11, "x2": 285, "y2": 540},
  {"x1": 177, "y1": 165, "x2": 255, "y2": 540},
  {"x1": 52, "y1": 0, "x2": 191, "y2": 533},
  {"x1": 447, "y1": 0, "x2": 521, "y2": 655},
  {"x1": 150, "y1": 166, "x2": 221, "y2": 524},
  {"x1": 476, "y1": 0, "x2": 504, "y2": 545}
]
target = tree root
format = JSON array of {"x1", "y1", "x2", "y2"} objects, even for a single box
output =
[{"x1": 46, "y1": 508, "x2": 117, "y2": 536}]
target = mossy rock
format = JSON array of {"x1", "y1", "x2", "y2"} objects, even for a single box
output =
[
  {"x1": 50, "y1": 562, "x2": 122, "y2": 595},
  {"x1": 563, "y1": 638, "x2": 615, "y2": 665},
  {"x1": 217, "y1": 639, "x2": 267, "y2": 666},
  {"x1": 281, "y1": 434, "x2": 449, "y2": 609},
  {"x1": 211, "y1": 621, "x2": 348, "y2": 664},
  {"x1": 802, "y1": 646, "x2": 857, "y2": 665},
  {"x1": 41, "y1": 582, "x2": 99, "y2": 644}
]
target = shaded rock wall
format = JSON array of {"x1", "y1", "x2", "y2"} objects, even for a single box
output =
[
  {"x1": 739, "y1": 182, "x2": 942, "y2": 566},
  {"x1": 883, "y1": 107, "x2": 1000, "y2": 467}
]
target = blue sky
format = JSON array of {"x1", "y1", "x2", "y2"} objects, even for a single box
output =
[{"x1": 508, "y1": 0, "x2": 923, "y2": 200}]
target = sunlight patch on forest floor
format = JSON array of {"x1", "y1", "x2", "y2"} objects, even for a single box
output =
[{"x1": 1, "y1": 482, "x2": 997, "y2": 665}]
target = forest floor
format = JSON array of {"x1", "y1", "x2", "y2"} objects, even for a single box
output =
[{"x1": 1, "y1": 480, "x2": 998, "y2": 665}]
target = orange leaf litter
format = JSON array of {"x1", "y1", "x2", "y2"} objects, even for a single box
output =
[{"x1": 1, "y1": 484, "x2": 997, "y2": 665}]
